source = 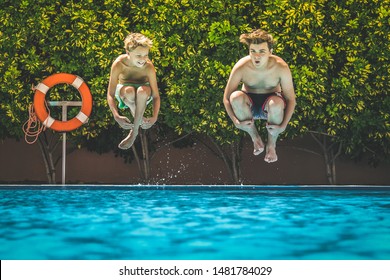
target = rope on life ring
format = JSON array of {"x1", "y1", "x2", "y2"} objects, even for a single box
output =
[
  {"x1": 22, "y1": 103, "x2": 47, "y2": 145},
  {"x1": 33, "y1": 73, "x2": 92, "y2": 132}
]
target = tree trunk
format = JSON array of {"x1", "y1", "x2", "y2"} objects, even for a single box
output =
[
  {"x1": 37, "y1": 131, "x2": 58, "y2": 184},
  {"x1": 310, "y1": 132, "x2": 342, "y2": 184},
  {"x1": 130, "y1": 130, "x2": 151, "y2": 182},
  {"x1": 131, "y1": 145, "x2": 144, "y2": 179},
  {"x1": 140, "y1": 130, "x2": 150, "y2": 181},
  {"x1": 208, "y1": 136, "x2": 242, "y2": 184},
  {"x1": 231, "y1": 141, "x2": 242, "y2": 184}
]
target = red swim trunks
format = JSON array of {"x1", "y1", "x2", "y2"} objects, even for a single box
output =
[{"x1": 244, "y1": 91, "x2": 286, "y2": 119}]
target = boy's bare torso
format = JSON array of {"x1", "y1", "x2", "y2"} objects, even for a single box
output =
[
  {"x1": 115, "y1": 54, "x2": 150, "y2": 84},
  {"x1": 238, "y1": 55, "x2": 286, "y2": 94}
]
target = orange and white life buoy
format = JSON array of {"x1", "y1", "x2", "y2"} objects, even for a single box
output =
[{"x1": 33, "y1": 73, "x2": 92, "y2": 132}]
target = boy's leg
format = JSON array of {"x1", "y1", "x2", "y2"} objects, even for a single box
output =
[
  {"x1": 118, "y1": 86, "x2": 151, "y2": 149},
  {"x1": 118, "y1": 86, "x2": 136, "y2": 117},
  {"x1": 132, "y1": 85, "x2": 151, "y2": 134},
  {"x1": 264, "y1": 96, "x2": 285, "y2": 163},
  {"x1": 230, "y1": 91, "x2": 264, "y2": 155}
]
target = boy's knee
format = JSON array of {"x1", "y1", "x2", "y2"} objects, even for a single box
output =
[
  {"x1": 137, "y1": 86, "x2": 151, "y2": 99},
  {"x1": 267, "y1": 98, "x2": 284, "y2": 113},
  {"x1": 266, "y1": 98, "x2": 284, "y2": 122},
  {"x1": 230, "y1": 91, "x2": 248, "y2": 107},
  {"x1": 121, "y1": 86, "x2": 135, "y2": 100}
]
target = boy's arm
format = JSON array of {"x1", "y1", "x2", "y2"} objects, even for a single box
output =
[
  {"x1": 107, "y1": 61, "x2": 132, "y2": 129},
  {"x1": 223, "y1": 65, "x2": 242, "y2": 125},
  {"x1": 107, "y1": 65, "x2": 120, "y2": 118},
  {"x1": 146, "y1": 65, "x2": 160, "y2": 125},
  {"x1": 279, "y1": 65, "x2": 296, "y2": 129}
]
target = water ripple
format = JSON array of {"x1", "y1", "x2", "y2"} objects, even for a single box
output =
[{"x1": 0, "y1": 189, "x2": 389, "y2": 260}]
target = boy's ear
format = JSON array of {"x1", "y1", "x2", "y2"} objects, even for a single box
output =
[{"x1": 270, "y1": 48, "x2": 273, "y2": 54}]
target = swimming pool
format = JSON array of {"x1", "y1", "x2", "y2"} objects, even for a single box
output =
[{"x1": 0, "y1": 185, "x2": 389, "y2": 260}]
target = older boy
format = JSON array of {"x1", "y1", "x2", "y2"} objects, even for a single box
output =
[
  {"x1": 223, "y1": 29, "x2": 296, "y2": 163},
  {"x1": 107, "y1": 33, "x2": 160, "y2": 149}
]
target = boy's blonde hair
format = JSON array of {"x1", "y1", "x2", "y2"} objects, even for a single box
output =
[
  {"x1": 239, "y1": 29, "x2": 275, "y2": 50},
  {"x1": 124, "y1": 33, "x2": 153, "y2": 52}
]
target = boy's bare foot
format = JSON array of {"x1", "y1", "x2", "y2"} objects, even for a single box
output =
[
  {"x1": 264, "y1": 145, "x2": 278, "y2": 163},
  {"x1": 118, "y1": 130, "x2": 137, "y2": 150},
  {"x1": 253, "y1": 138, "x2": 265, "y2": 156}
]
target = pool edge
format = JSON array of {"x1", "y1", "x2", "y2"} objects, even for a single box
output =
[{"x1": 0, "y1": 184, "x2": 389, "y2": 190}]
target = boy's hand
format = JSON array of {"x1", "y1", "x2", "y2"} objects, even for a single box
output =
[
  {"x1": 141, "y1": 117, "x2": 157, "y2": 129},
  {"x1": 266, "y1": 123, "x2": 285, "y2": 136},
  {"x1": 115, "y1": 115, "x2": 133, "y2": 129},
  {"x1": 234, "y1": 118, "x2": 254, "y2": 129}
]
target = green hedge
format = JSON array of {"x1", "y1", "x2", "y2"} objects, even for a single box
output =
[{"x1": 0, "y1": 0, "x2": 388, "y2": 162}]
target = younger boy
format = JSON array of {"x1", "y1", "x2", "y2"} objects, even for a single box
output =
[{"x1": 107, "y1": 33, "x2": 160, "y2": 149}]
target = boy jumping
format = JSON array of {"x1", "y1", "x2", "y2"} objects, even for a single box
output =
[
  {"x1": 223, "y1": 29, "x2": 296, "y2": 163},
  {"x1": 107, "y1": 33, "x2": 160, "y2": 149}
]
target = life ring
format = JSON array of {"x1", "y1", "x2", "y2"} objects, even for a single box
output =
[{"x1": 33, "y1": 73, "x2": 92, "y2": 132}]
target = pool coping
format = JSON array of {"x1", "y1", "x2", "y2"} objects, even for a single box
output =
[{"x1": 0, "y1": 184, "x2": 389, "y2": 190}]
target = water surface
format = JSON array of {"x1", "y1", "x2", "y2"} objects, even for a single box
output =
[{"x1": 0, "y1": 186, "x2": 389, "y2": 259}]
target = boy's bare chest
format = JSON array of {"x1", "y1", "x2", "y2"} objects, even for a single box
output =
[
  {"x1": 119, "y1": 67, "x2": 148, "y2": 83},
  {"x1": 242, "y1": 70, "x2": 280, "y2": 90}
]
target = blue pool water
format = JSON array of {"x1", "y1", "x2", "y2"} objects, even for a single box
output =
[{"x1": 0, "y1": 185, "x2": 389, "y2": 260}]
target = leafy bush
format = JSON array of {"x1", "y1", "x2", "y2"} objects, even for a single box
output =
[{"x1": 1, "y1": 0, "x2": 388, "y2": 163}]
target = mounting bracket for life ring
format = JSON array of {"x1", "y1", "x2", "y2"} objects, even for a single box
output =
[{"x1": 33, "y1": 73, "x2": 93, "y2": 185}]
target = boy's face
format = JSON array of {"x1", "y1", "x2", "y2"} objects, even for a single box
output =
[
  {"x1": 128, "y1": 46, "x2": 150, "y2": 68},
  {"x1": 249, "y1": 42, "x2": 272, "y2": 68}
]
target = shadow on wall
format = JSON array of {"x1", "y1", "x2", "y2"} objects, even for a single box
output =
[{"x1": 0, "y1": 136, "x2": 389, "y2": 185}]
